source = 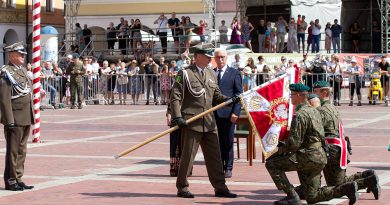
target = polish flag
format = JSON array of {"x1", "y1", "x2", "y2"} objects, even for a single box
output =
[{"x1": 241, "y1": 66, "x2": 299, "y2": 158}]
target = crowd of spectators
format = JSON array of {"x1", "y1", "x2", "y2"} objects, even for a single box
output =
[
  {"x1": 222, "y1": 15, "x2": 379, "y2": 54},
  {"x1": 66, "y1": 13, "x2": 381, "y2": 59},
  {"x1": 34, "y1": 49, "x2": 390, "y2": 109}
]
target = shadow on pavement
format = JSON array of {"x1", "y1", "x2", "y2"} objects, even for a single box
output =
[
  {"x1": 136, "y1": 159, "x2": 205, "y2": 165},
  {"x1": 81, "y1": 192, "x2": 210, "y2": 198},
  {"x1": 353, "y1": 166, "x2": 390, "y2": 171}
]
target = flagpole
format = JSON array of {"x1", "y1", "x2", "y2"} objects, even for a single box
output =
[
  {"x1": 114, "y1": 99, "x2": 233, "y2": 159},
  {"x1": 32, "y1": 0, "x2": 41, "y2": 143}
]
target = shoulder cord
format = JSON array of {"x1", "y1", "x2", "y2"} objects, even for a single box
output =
[
  {"x1": 2, "y1": 67, "x2": 31, "y2": 99},
  {"x1": 182, "y1": 69, "x2": 205, "y2": 98}
]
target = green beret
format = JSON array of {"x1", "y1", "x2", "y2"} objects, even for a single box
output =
[
  {"x1": 289, "y1": 83, "x2": 310, "y2": 92},
  {"x1": 313, "y1": 81, "x2": 330, "y2": 89},
  {"x1": 72, "y1": 53, "x2": 80, "y2": 59},
  {"x1": 308, "y1": 93, "x2": 319, "y2": 100}
]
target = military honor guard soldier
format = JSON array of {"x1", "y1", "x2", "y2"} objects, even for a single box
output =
[
  {"x1": 170, "y1": 44, "x2": 240, "y2": 198},
  {"x1": 0, "y1": 42, "x2": 35, "y2": 191}
]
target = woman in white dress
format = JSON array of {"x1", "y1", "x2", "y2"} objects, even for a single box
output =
[{"x1": 287, "y1": 18, "x2": 298, "y2": 53}]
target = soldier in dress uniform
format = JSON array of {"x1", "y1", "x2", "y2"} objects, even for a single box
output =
[
  {"x1": 0, "y1": 42, "x2": 35, "y2": 191},
  {"x1": 65, "y1": 53, "x2": 85, "y2": 109},
  {"x1": 170, "y1": 44, "x2": 239, "y2": 198},
  {"x1": 266, "y1": 83, "x2": 359, "y2": 205},
  {"x1": 312, "y1": 81, "x2": 380, "y2": 199}
]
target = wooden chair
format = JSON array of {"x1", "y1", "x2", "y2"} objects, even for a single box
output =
[{"x1": 234, "y1": 123, "x2": 249, "y2": 159}]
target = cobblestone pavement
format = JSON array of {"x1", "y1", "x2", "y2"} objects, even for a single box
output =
[{"x1": 0, "y1": 103, "x2": 389, "y2": 205}]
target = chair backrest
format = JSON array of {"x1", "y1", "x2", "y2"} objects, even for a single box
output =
[{"x1": 236, "y1": 123, "x2": 249, "y2": 131}]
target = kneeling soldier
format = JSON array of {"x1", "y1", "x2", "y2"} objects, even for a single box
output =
[{"x1": 266, "y1": 83, "x2": 359, "y2": 205}]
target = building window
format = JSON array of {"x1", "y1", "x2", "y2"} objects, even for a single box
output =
[
  {"x1": 46, "y1": 0, "x2": 54, "y2": 12},
  {"x1": 5, "y1": 0, "x2": 15, "y2": 8}
]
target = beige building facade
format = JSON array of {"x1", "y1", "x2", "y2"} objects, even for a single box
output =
[{"x1": 0, "y1": 0, "x2": 64, "y2": 65}]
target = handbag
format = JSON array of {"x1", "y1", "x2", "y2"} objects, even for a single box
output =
[
  {"x1": 236, "y1": 30, "x2": 241, "y2": 36},
  {"x1": 117, "y1": 76, "x2": 129, "y2": 85},
  {"x1": 334, "y1": 75, "x2": 342, "y2": 83}
]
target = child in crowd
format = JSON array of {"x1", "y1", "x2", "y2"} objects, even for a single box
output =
[
  {"x1": 159, "y1": 64, "x2": 171, "y2": 105},
  {"x1": 65, "y1": 79, "x2": 71, "y2": 105},
  {"x1": 265, "y1": 28, "x2": 271, "y2": 53},
  {"x1": 270, "y1": 28, "x2": 277, "y2": 53},
  {"x1": 107, "y1": 63, "x2": 117, "y2": 104},
  {"x1": 199, "y1": 20, "x2": 207, "y2": 43}
]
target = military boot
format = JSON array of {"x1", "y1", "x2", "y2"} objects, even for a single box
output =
[
  {"x1": 365, "y1": 173, "x2": 381, "y2": 200},
  {"x1": 339, "y1": 181, "x2": 358, "y2": 205},
  {"x1": 274, "y1": 190, "x2": 302, "y2": 205},
  {"x1": 363, "y1": 170, "x2": 377, "y2": 195}
]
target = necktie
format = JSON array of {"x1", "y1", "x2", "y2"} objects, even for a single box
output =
[{"x1": 217, "y1": 69, "x2": 222, "y2": 85}]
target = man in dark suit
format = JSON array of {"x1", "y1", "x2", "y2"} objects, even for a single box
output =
[
  {"x1": 213, "y1": 48, "x2": 243, "y2": 178},
  {"x1": 170, "y1": 44, "x2": 239, "y2": 198},
  {"x1": 0, "y1": 42, "x2": 35, "y2": 191}
]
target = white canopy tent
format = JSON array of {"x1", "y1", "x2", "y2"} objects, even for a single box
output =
[{"x1": 290, "y1": 0, "x2": 342, "y2": 28}]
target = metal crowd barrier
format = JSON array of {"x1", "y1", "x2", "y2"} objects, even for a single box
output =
[
  {"x1": 39, "y1": 71, "x2": 389, "y2": 108},
  {"x1": 39, "y1": 73, "x2": 175, "y2": 108},
  {"x1": 246, "y1": 72, "x2": 390, "y2": 105}
]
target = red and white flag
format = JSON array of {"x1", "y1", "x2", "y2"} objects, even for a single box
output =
[
  {"x1": 241, "y1": 67, "x2": 299, "y2": 158},
  {"x1": 325, "y1": 122, "x2": 348, "y2": 169}
]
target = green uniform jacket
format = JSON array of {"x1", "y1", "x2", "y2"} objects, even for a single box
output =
[
  {"x1": 66, "y1": 62, "x2": 85, "y2": 82},
  {"x1": 318, "y1": 100, "x2": 343, "y2": 165},
  {"x1": 285, "y1": 104, "x2": 327, "y2": 165},
  {"x1": 170, "y1": 65, "x2": 227, "y2": 133},
  {"x1": 318, "y1": 100, "x2": 340, "y2": 138},
  {"x1": 0, "y1": 64, "x2": 35, "y2": 126}
]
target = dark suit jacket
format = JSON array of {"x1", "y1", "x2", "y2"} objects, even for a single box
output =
[{"x1": 215, "y1": 66, "x2": 243, "y2": 119}]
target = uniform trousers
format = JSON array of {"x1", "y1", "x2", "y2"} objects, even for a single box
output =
[
  {"x1": 266, "y1": 154, "x2": 346, "y2": 204},
  {"x1": 4, "y1": 126, "x2": 30, "y2": 185},
  {"x1": 215, "y1": 115, "x2": 235, "y2": 171},
  {"x1": 70, "y1": 80, "x2": 84, "y2": 105},
  {"x1": 176, "y1": 128, "x2": 228, "y2": 192},
  {"x1": 324, "y1": 145, "x2": 366, "y2": 189}
]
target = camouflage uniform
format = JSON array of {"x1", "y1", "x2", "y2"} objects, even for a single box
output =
[
  {"x1": 320, "y1": 100, "x2": 379, "y2": 195},
  {"x1": 311, "y1": 80, "x2": 380, "y2": 200},
  {"x1": 66, "y1": 61, "x2": 85, "y2": 107},
  {"x1": 266, "y1": 104, "x2": 354, "y2": 204}
]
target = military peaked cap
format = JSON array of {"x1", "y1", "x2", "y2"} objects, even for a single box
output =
[
  {"x1": 192, "y1": 43, "x2": 214, "y2": 57},
  {"x1": 4, "y1": 41, "x2": 27, "y2": 55}
]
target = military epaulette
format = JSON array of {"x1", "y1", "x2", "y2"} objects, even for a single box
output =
[{"x1": 0, "y1": 65, "x2": 8, "y2": 77}]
